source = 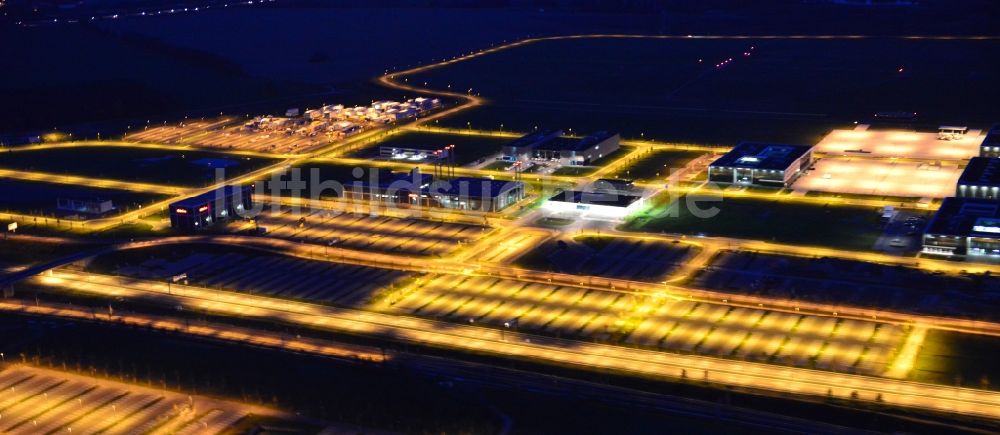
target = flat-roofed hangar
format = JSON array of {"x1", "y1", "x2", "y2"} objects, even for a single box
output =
[
  {"x1": 170, "y1": 185, "x2": 253, "y2": 231},
  {"x1": 708, "y1": 142, "x2": 814, "y2": 187},
  {"x1": 543, "y1": 179, "x2": 645, "y2": 221},
  {"x1": 502, "y1": 130, "x2": 620, "y2": 166}
]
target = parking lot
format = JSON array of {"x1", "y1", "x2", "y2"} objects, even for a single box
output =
[
  {"x1": 793, "y1": 157, "x2": 962, "y2": 198},
  {"x1": 389, "y1": 274, "x2": 906, "y2": 374},
  {"x1": 515, "y1": 236, "x2": 697, "y2": 281},
  {"x1": 108, "y1": 248, "x2": 407, "y2": 306},
  {"x1": 0, "y1": 365, "x2": 252, "y2": 435},
  {"x1": 126, "y1": 118, "x2": 330, "y2": 154},
  {"x1": 691, "y1": 250, "x2": 1000, "y2": 321},
  {"x1": 247, "y1": 206, "x2": 488, "y2": 256}
]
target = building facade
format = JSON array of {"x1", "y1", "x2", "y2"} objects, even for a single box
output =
[
  {"x1": 708, "y1": 142, "x2": 814, "y2": 187},
  {"x1": 981, "y1": 125, "x2": 1000, "y2": 158},
  {"x1": 340, "y1": 168, "x2": 524, "y2": 213},
  {"x1": 502, "y1": 130, "x2": 620, "y2": 166},
  {"x1": 957, "y1": 157, "x2": 1000, "y2": 200},
  {"x1": 922, "y1": 197, "x2": 1000, "y2": 259},
  {"x1": 56, "y1": 198, "x2": 114, "y2": 215},
  {"x1": 543, "y1": 190, "x2": 644, "y2": 221},
  {"x1": 170, "y1": 185, "x2": 254, "y2": 231}
]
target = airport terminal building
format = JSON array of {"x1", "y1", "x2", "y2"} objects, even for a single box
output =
[
  {"x1": 170, "y1": 185, "x2": 254, "y2": 230},
  {"x1": 708, "y1": 142, "x2": 814, "y2": 187},
  {"x1": 957, "y1": 157, "x2": 1000, "y2": 200},
  {"x1": 922, "y1": 197, "x2": 1000, "y2": 259}
]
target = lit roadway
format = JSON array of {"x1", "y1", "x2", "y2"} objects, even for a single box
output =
[
  {"x1": 23, "y1": 269, "x2": 1000, "y2": 421},
  {"x1": 7, "y1": 32, "x2": 1000, "y2": 422},
  {"x1": 6, "y1": 139, "x2": 296, "y2": 159},
  {"x1": 0, "y1": 168, "x2": 187, "y2": 195},
  {"x1": 8, "y1": 233, "x2": 1000, "y2": 342}
]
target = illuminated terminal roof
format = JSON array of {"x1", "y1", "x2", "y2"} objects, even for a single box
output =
[
  {"x1": 925, "y1": 197, "x2": 1000, "y2": 238},
  {"x1": 709, "y1": 142, "x2": 813, "y2": 171},
  {"x1": 959, "y1": 157, "x2": 1000, "y2": 188}
]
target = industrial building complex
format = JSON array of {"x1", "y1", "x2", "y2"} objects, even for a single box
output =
[
  {"x1": 922, "y1": 197, "x2": 1000, "y2": 259},
  {"x1": 502, "y1": 130, "x2": 620, "y2": 166},
  {"x1": 8, "y1": 21, "x2": 1000, "y2": 433},
  {"x1": 169, "y1": 185, "x2": 254, "y2": 230},
  {"x1": 708, "y1": 142, "x2": 813, "y2": 187},
  {"x1": 340, "y1": 168, "x2": 524, "y2": 213}
]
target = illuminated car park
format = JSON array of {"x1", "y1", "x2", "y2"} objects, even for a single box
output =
[
  {"x1": 388, "y1": 274, "x2": 906, "y2": 375},
  {"x1": 248, "y1": 206, "x2": 487, "y2": 256},
  {"x1": 124, "y1": 118, "x2": 231, "y2": 144},
  {"x1": 127, "y1": 118, "x2": 334, "y2": 154},
  {"x1": 692, "y1": 249, "x2": 1000, "y2": 319},
  {"x1": 0, "y1": 366, "x2": 254, "y2": 434},
  {"x1": 814, "y1": 128, "x2": 983, "y2": 160},
  {"x1": 101, "y1": 248, "x2": 407, "y2": 306},
  {"x1": 792, "y1": 157, "x2": 963, "y2": 198},
  {"x1": 515, "y1": 236, "x2": 698, "y2": 281},
  {"x1": 467, "y1": 227, "x2": 554, "y2": 264}
]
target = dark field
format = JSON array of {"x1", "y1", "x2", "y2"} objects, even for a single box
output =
[
  {"x1": 912, "y1": 330, "x2": 1000, "y2": 391},
  {"x1": 407, "y1": 37, "x2": 1000, "y2": 145},
  {"x1": 607, "y1": 149, "x2": 707, "y2": 180},
  {"x1": 0, "y1": 146, "x2": 279, "y2": 187},
  {"x1": 626, "y1": 193, "x2": 898, "y2": 251},
  {"x1": 910, "y1": 329, "x2": 1000, "y2": 390},
  {"x1": 0, "y1": 178, "x2": 169, "y2": 216}
]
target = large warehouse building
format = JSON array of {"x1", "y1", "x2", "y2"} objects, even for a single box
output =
[
  {"x1": 957, "y1": 157, "x2": 1000, "y2": 200},
  {"x1": 341, "y1": 168, "x2": 524, "y2": 212},
  {"x1": 922, "y1": 197, "x2": 1000, "y2": 259},
  {"x1": 543, "y1": 189, "x2": 644, "y2": 221},
  {"x1": 502, "y1": 130, "x2": 620, "y2": 166},
  {"x1": 708, "y1": 142, "x2": 814, "y2": 187},
  {"x1": 170, "y1": 185, "x2": 254, "y2": 230}
]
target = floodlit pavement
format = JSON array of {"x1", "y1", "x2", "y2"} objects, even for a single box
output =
[
  {"x1": 19, "y1": 270, "x2": 1000, "y2": 421},
  {"x1": 0, "y1": 365, "x2": 285, "y2": 435},
  {"x1": 7, "y1": 32, "x2": 1000, "y2": 424},
  {"x1": 387, "y1": 273, "x2": 905, "y2": 374},
  {"x1": 249, "y1": 205, "x2": 488, "y2": 256},
  {"x1": 793, "y1": 157, "x2": 962, "y2": 198},
  {"x1": 814, "y1": 129, "x2": 982, "y2": 160}
]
